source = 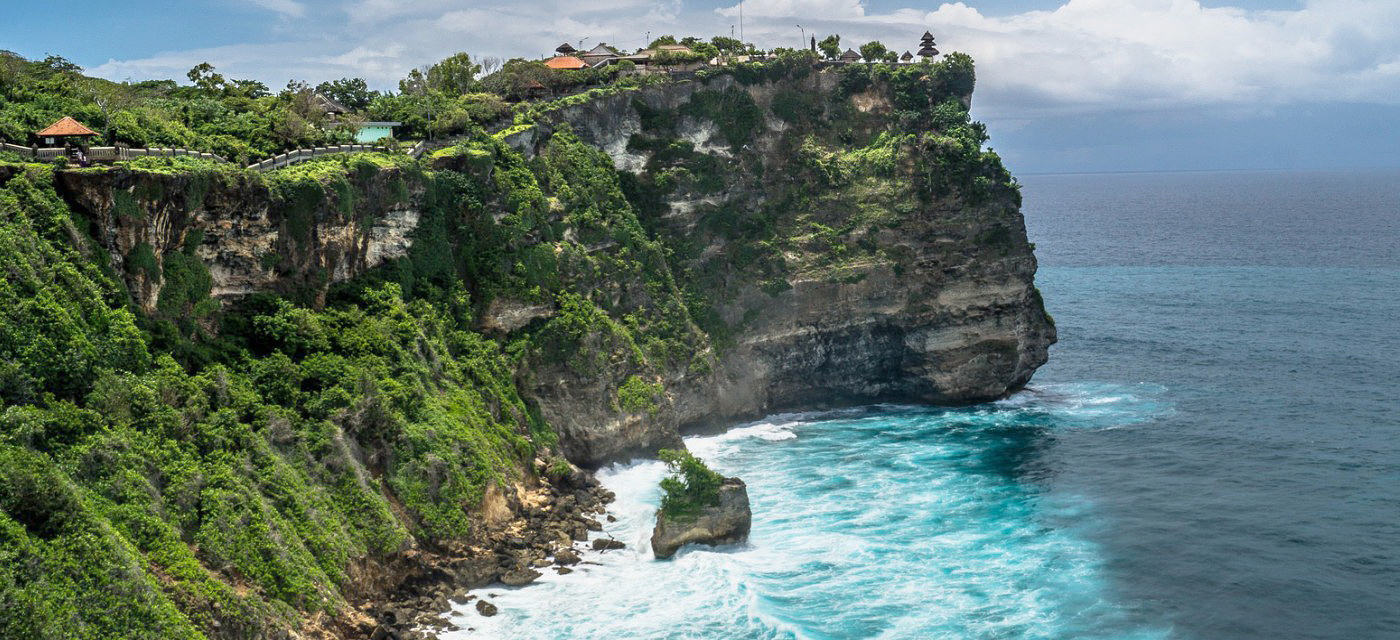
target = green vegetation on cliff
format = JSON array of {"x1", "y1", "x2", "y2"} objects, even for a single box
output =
[
  {"x1": 0, "y1": 163, "x2": 539, "y2": 636},
  {"x1": 0, "y1": 112, "x2": 710, "y2": 637},
  {"x1": 0, "y1": 48, "x2": 1042, "y2": 639}
]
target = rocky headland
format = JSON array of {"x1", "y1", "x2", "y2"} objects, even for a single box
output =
[{"x1": 0, "y1": 53, "x2": 1052, "y2": 639}]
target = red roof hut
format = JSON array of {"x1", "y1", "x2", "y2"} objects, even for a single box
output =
[{"x1": 35, "y1": 116, "x2": 98, "y2": 146}]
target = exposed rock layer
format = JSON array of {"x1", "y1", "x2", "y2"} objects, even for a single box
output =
[
  {"x1": 49, "y1": 68, "x2": 1054, "y2": 469},
  {"x1": 525, "y1": 72, "x2": 1055, "y2": 462}
]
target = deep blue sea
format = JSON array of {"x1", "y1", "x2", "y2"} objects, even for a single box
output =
[{"x1": 445, "y1": 170, "x2": 1400, "y2": 639}]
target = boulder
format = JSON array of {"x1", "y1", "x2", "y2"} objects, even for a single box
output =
[
  {"x1": 498, "y1": 568, "x2": 541, "y2": 586},
  {"x1": 554, "y1": 548, "x2": 581, "y2": 565},
  {"x1": 650, "y1": 477, "x2": 751, "y2": 559},
  {"x1": 475, "y1": 600, "x2": 498, "y2": 617},
  {"x1": 591, "y1": 538, "x2": 626, "y2": 551}
]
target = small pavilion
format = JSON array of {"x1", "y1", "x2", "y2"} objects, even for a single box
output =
[
  {"x1": 900, "y1": 51, "x2": 914, "y2": 63},
  {"x1": 555, "y1": 42, "x2": 577, "y2": 56},
  {"x1": 917, "y1": 32, "x2": 940, "y2": 59},
  {"x1": 840, "y1": 49, "x2": 862, "y2": 63},
  {"x1": 35, "y1": 116, "x2": 98, "y2": 147}
]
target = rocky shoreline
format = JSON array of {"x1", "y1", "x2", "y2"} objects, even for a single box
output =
[{"x1": 340, "y1": 462, "x2": 622, "y2": 640}]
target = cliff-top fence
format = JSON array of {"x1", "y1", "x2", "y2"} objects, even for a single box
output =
[
  {"x1": 2, "y1": 142, "x2": 228, "y2": 164},
  {"x1": 2, "y1": 141, "x2": 393, "y2": 173},
  {"x1": 244, "y1": 144, "x2": 390, "y2": 171}
]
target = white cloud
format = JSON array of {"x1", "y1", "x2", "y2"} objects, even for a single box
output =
[
  {"x1": 717, "y1": 0, "x2": 866, "y2": 20},
  {"x1": 720, "y1": 0, "x2": 1400, "y2": 116},
  {"x1": 86, "y1": 0, "x2": 1400, "y2": 118},
  {"x1": 249, "y1": 0, "x2": 306, "y2": 18}
]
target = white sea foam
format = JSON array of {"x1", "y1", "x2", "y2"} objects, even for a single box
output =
[{"x1": 439, "y1": 384, "x2": 1175, "y2": 639}]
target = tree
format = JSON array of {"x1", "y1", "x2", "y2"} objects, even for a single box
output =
[
  {"x1": 186, "y1": 62, "x2": 226, "y2": 93},
  {"x1": 682, "y1": 38, "x2": 720, "y2": 60},
  {"x1": 859, "y1": 41, "x2": 888, "y2": 63},
  {"x1": 478, "y1": 56, "x2": 503, "y2": 77},
  {"x1": 272, "y1": 83, "x2": 331, "y2": 147},
  {"x1": 711, "y1": 36, "x2": 745, "y2": 54},
  {"x1": 398, "y1": 67, "x2": 428, "y2": 96},
  {"x1": 41, "y1": 54, "x2": 81, "y2": 74},
  {"x1": 426, "y1": 52, "x2": 481, "y2": 96},
  {"x1": 656, "y1": 449, "x2": 724, "y2": 517},
  {"x1": 83, "y1": 80, "x2": 130, "y2": 144},
  {"x1": 818, "y1": 34, "x2": 841, "y2": 60},
  {"x1": 479, "y1": 58, "x2": 551, "y2": 101},
  {"x1": 315, "y1": 77, "x2": 374, "y2": 111},
  {"x1": 882, "y1": 51, "x2": 900, "y2": 64},
  {"x1": 227, "y1": 79, "x2": 270, "y2": 99},
  {"x1": 647, "y1": 35, "x2": 678, "y2": 49}
]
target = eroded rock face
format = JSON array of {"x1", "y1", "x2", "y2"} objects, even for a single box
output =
[
  {"x1": 44, "y1": 66, "x2": 1053, "y2": 471},
  {"x1": 528, "y1": 70, "x2": 1056, "y2": 458},
  {"x1": 53, "y1": 166, "x2": 422, "y2": 313},
  {"x1": 650, "y1": 478, "x2": 752, "y2": 559}
]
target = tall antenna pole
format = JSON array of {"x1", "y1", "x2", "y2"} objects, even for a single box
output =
[{"x1": 739, "y1": 0, "x2": 744, "y2": 48}]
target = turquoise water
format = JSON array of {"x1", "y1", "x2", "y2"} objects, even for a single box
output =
[
  {"x1": 447, "y1": 392, "x2": 1176, "y2": 639},
  {"x1": 444, "y1": 171, "x2": 1400, "y2": 639}
]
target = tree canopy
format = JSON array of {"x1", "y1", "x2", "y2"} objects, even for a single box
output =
[{"x1": 859, "y1": 41, "x2": 889, "y2": 63}]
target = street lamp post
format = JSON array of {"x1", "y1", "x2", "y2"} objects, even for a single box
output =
[{"x1": 797, "y1": 24, "x2": 804, "y2": 50}]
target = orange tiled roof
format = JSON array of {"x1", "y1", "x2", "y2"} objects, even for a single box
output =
[
  {"x1": 545, "y1": 56, "x2": 587, "y2": 70},
  {"x1": 36, "y1": 116, "x2": 97, "y2": 137}
]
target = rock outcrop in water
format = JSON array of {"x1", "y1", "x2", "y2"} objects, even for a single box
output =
[{"x1": 651, "y1": 477, "x2": 752, "y2": 559}]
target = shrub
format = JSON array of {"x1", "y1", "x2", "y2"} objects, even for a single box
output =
[
  {"x1": 657, "y1": 449, "x2": 724, "y2": 518},
  {"x1": 616, "y1": 375, "x2": 663, "y2": 415}
]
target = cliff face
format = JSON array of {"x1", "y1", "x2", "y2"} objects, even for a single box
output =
[
  {"x1": 44, "y1": 63, "x2": 1054, "y2": 468},
  {"x1": 520, "y1": 65, "x2": 1055, "y2": 455},
  {"x1": 54, "y1": 162, "x2": 423, "y2": 313}
]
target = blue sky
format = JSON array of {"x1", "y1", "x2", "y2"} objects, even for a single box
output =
[{"x1": 4, "y1": 0, "x2": 1396, "y2": 173}]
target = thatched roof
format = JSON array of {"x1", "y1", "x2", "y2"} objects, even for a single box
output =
[
  {"x1": 840, "y1": 48, "x2": 862, "y2": 61},
  {"x1": 555, "y1": 42, "x2": 577, "y2": 54}
]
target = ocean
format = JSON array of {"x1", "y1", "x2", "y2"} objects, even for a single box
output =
[{"x1": 443, "y1": 170, "x2": 1400, "y2": 639}]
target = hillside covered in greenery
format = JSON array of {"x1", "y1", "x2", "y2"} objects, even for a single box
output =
[{"x1": 0, "y1": 45, "x2": 1047, "y2": 639}]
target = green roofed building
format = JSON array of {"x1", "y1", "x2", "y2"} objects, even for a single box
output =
[{"x1": 354, "y1": 121, "x2": 400, "y2": 143}]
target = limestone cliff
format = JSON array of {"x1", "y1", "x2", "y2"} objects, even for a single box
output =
[
  {"x1": 52, "y1": 161, "x2": 422, "y2": 313},
  {"x1": 42, "y1": 60, "x2": 1053, "y2": 469},
  {"x1": 516, "y1": 63, "x2": 1055, "y2": 460}
]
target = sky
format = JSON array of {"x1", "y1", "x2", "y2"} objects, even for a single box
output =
[{"x1": 4, "y1": 0, "x2": 1399, "y2": 173}]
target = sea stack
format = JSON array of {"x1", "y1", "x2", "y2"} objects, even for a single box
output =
[{"x1": 650, "y1": 477, "x2": 752, "y2": 559}]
